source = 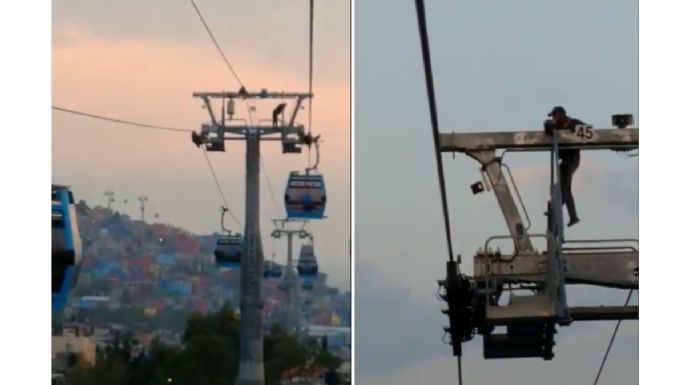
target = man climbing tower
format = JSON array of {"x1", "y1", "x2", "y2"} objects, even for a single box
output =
[{"x1": 546, "y1": 106, "x2": 585, "y2": 227}]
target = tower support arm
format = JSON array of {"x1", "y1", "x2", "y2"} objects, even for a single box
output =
[
  {"x1": 288, "y1": 97, "x2": 305, "y2": 128},
  {"x1": 440, "y1": 128, "x2": 638, "y2": 153},
  {"x1": 569, "y1": 306, "x2": 638, "y2": 321},
  {"x1": 193, "y1": 91, "x2": 313, "y2": 99},
  {"x1": 474, "y1": 250, "x2": 638, "y2": 289},
  {"x1": 469, "y1": 150, "x2": 534, "y2": 253},
  {"x1": 200, "y1": 124, "x2": 305, "y2": 138},
  {"x1": 565, "y1": 251, "x2": 638, "y2": 289},
  {"x1": 201, "y1": 96, "x2": 219, "y2": 127}
]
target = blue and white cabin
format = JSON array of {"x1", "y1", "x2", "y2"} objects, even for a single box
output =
[
  {"x1": 297, "y1": 243, "x2": 318, "y2": 281},
  {"x1": 284, "y1": 171, "x2": 326, "y2": 219},
  {"x1": 263, "y1": 260, "x2": 284, "y2": 279},
  {"x1": 52, "y1": 185, "x2": 82, "y2": 312},
  {"x1": 214, "y1": 233, "x2": 242, "y2": 268},
  {"x1": 302, "y1": 280, "x2": 314, "y2": 291}
]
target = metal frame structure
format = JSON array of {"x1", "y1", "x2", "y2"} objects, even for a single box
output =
[
  {"x1": 138, "y1": 196, "x2": 148, "y2": 222},
  {"x1": 439, "y1": 124, "x2": 639, "y2": 360},
  {"x1": 191, "y1": 90, "x2": 313, "y2": 385},
  {"x1": 104, "y1": 190, "x2": 115, "y2": 210},
  {"x1": 271, "y1": 218, "x2": 311, "y2": 340}
]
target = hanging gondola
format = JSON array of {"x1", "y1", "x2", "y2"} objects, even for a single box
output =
[
  {"x1": 214, "y1": 206, "x2": 243, "y2": 268},
  {"x1": 263, "y1": 260, "x2": 272, "y2": 278},
  {"x1": 302, "y1": 280, "x2": 314, "y2": 291},
  {"x1": 214, "y1": 233, "x2": 242, "y2": 268},
  {"x1": 271, "y1": 263, "x2": 283, "y2": 279},
  {"x1": 284, "y1": 171, "x2": 326, "y2": 219},
  {"x1": 52, "y1": 185, "x2": 83, "y2": 312},
  {"x1": 297, "y1": 243, "x2": 318, "y2": 280},
  {"x1": 263, "y1": 255, "x2": 284, "y2": 279}
]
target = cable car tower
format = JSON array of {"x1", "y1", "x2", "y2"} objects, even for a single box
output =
[
  {"x1": 271, "y1": 218, "x2": 311, "y2": 339},
  {"x1": 191, "y1": 89, "x2": 315, "y2": 385},
  {"x1": 438, "y1": 119, "x2": 639, "y2": 360},
  {"x1": 410, "y1": 0, "x2": 638, "y2": 367}
]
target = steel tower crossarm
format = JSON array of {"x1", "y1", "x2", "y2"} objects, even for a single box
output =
[{"x1": 439, "y1": 127, "x2": 638, "y2": 153}]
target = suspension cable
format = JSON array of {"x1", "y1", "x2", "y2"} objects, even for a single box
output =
[
  {"x1": 307, "y1": 0, "x2": 315, "y2": 169},
  {"x1": 201, "y1": 147, "x2": 242, "y2": 228},
  {"x1": 592, "y1": 289, "x2": 635, "y2": 385},
  {"x1": 52, "y1": 106, "x2": 191, "y2": 133},
  {"x1": 188, "y1": 0, "x2": 281, "y2": 216},
  {"x1": 189, "y1": 0, "x2": 244, "y2": 88},
  {"x1": 413, "y1": 0, "x2": 457, "y2": 266},
  {"x1": 53, "y1": 105, "x2": 242, "y2": 229},
  {"x1": 414, "y1": 2, "x2": 463, "y2": 384},
  {"x1": 458, "y1": 356, "x2": 463, "y2": 385}
]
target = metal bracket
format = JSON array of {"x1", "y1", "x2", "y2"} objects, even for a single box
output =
[
  {"x1": 466, "y1": 150, "x2": 533, "y2": 253},
  {"x1": 474, "y1": 249, "x2": 638, "y2": 289}
]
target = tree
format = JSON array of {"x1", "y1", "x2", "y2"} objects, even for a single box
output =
[
  {"x1": 63, "y1": 305, "x2": 319, "y2": 385},
  {"x1": 314, "y1": 350, "x2": 343, "y2": 370},
  {"x1": 264, "y1": 324, "x2": 310, "y2": 385}
]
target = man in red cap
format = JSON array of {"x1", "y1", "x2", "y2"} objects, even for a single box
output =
[{"x1": 547, "y1": 106, "x2": 585, "y2": 227}]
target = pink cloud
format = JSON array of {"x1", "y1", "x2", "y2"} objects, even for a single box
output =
[{"x1": 52, "y1": 27, "x2": 349, "y2": 177}]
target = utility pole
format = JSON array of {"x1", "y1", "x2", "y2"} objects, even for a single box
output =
[
  {"x1": 191, "y1": 90, "x2": 313, "y2": 385},
  {"x1": 104, "y1": 191, "x2": 115, "y2": 210},
  {"x1": 138, "y1": 196, "x2": 148, "y2": 222},
  {"x1": 271, "y1": 218, "x2": 310, "y2": 339}
]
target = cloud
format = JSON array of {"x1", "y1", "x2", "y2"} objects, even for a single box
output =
[
  {"x1": 355, "y1": 261, "x2": 448, "y2": 376},
  {"x1": 360, "y1": 328, "x2": 637, "y2": 385},
  {"x1": 355, "y1": 259, "x2": 638, "y2": 384},
  {"x1": 355, "y1": 254, "x2": 638, "y2": 385}
]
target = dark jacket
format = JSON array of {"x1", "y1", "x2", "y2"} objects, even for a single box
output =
[{"x1": 557, "y1": 117, "x2": 585, "y2": 161}]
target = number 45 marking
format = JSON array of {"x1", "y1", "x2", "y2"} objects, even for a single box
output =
[{"x1": 576, "y1": 124, "x2": 594, "y2": 140}]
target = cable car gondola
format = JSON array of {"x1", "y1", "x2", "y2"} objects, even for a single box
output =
[
  {"x1": 214, "y1": 233, "x2": 242, "y2": 268},
  {"x1": 263, "y1": 260, "x2": 273, "y2": 278},
  {"x1": 302, "y1": 280, "x2": 314, "y2": 291},
  {"x1": 214, "y1": 206, "x2": 242, "y2": 268},
  {"x1": 297, "y1": 243, "x2": 318, "y2": 280},
  {"x1": 263, "y1": 255, "x2": 284, "y2": 279},
  {"x1": 284, "y1": 171, "x2": 326, "y2": 219},
  {"x1": 271, "y1": 263, "x2": 283, "y2": 279},
  {"x1": 52, "y1": 185, "x2": 83, "y2": 312}
]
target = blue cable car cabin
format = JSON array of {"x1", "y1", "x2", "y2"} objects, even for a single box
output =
[
  {"x1": 271, "y1": 263, "x2": 283, "y2": 279},
  {"x1": 263, "y1": 260, "x2": 284, "y2": 279},
  {"x1": 214, "y1": 233, "x2": 242, "y2": 268},
  {"x1": 263, "y1": 261, "x2": 272, "y2": 278},
  {"x1": 284, "y1": 171, "x2": 326, "y2": 219},
  {"x1": 302, "y1": 280, "x2": 314, "y2": 291},
  {"x1": 297, "y1": 243, "x2": 319, "y2": 280},
  {"x1": 52, "y1": 185, "x2": 82, "y2": 312}
]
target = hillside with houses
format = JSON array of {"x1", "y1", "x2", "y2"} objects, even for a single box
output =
[{"x1": 53, "y1": 199, "x2": 350, "y2": 384}]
